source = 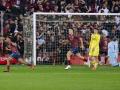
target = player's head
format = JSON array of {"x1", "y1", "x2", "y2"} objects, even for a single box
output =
[
  {"x1": 112, "y1": 37, "x2": 117, "y2": 41},
  {"x1": 68, "y1": 29, "x2": 74, "y2": 35},
  {"x1": 93, "y1": 28, "x2": 98, "y2": 34}
]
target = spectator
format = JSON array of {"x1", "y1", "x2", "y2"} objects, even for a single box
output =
[
  {"x1": 101, "y1": 28, "x2": 109, "y2": 37},
  {"x1": 98, "y1": 4, "x2": 109, "y2": 13},
  {"x1": 111, "y1": 0, "x2": 120, "y2": 13}
]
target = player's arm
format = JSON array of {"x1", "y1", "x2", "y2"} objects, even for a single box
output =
[
  {"x1": 89, "y1": 34, "x2": 93, "y2": 49},
  {"x1": 115, "y1": 41, "x2": 119, "y2": 54},
  {"x1": 79, "y1": 37, "x2": 84, "y2": 50},
  {"x1": 5, "y1": 46, "x2": 11, "y2": 51},
  {"x1": 107, "y1": 43, "x2": 111, "y2": 58},
  {"x1": 59, "y1": 39, "x2": 69, "y2": 47},
  {"x1": 11, "y1": 42, "x2": 17, "y2": 47},
  {"x1": 61, "y1": 39, "x2": 69, "y2": 44}
]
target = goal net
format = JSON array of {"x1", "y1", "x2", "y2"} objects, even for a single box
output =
[
  {"x1": 23, "y1": 16, "x2": 33, "y2": 64},
  {"x1": 32, "y1": 13, "x2": 120, "y2": 65}
]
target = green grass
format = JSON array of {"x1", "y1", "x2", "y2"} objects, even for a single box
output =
[{"x1": 0, "y1": 65, "x2": 120, "y2": 90}]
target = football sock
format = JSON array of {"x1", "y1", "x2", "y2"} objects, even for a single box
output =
[{"x1": 67, "y1": 60, "x2": 71, "y2": 65}]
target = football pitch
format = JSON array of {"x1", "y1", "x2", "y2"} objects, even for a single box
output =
[{"x1": 0, "y1": 65, "x2": 120, "y2": 90}]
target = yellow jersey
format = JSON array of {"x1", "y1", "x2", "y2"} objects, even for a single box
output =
[{"x1": 89, "y1": 33, "x2": 100, "y2": 56}]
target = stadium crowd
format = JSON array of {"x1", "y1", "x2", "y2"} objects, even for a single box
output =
[{"x1": 0, "y1": 0, "x2": 120, "y2": 65}]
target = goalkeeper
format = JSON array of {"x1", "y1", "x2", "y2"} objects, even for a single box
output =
[{"x1": 89, "y1": 28, "x2": 100, "y2": 70}]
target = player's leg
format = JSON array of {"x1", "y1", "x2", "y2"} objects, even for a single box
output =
[
  {"x1": 18, "y1": 58, "x2": 34, "y2": 69},
  {"x1": 4, "y1": 52, "x2": 20, "y2": 72},
  {"x1": 109, "y1": 54, "x2": 119, "y2": 67},
  {"x1": 13, "y1": 52, "x2": 29, "y2": 66},
  {"x1": 104, "y1": 51, "x2": 108, "y2": 65},
  {"x1": 90, "y1": 56, "x2": 95, "y2": 70},
  {"x1": 76, "y1": 53, "x2": 90, "y2": 67},
  {"x1": 90, "y1": 56, "x2": 98, "y2": 70},
  {"x1": 76, "y1": 53, "x2": 85, "y2": 60},
  {"x1": 88, "y1": 47, "x2": 94, "y2": 68},
  {"x1": 65, "y1": 50, "x2": 73, "y2": 69},
  {"x1": 4, "y1": 56, "x2": 13, "y2": 72},
  {"x1": 89, "y1": 47, "x2": 99, "y2": 70},
  {"x1": 100, "y1": 51, "x2": 108, "y2": 65},
  {"x1": 94, "y1": 57, "x2": 99, "y2": 70}
]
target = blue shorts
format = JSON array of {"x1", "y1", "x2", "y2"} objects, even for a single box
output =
[
  {"x1": 71, "y1": 47, "x2": 79, "y2": 54},
  {"x1": 10, "y1": 52, "x2": 21, "y2": 59}
]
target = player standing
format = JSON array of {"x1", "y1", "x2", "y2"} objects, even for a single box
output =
[
  {"x1": 89, "y1": 28, "x2": 100, "y2": 70},
  {"x1": 4, "y1": 36, "x2": 34, "y2": 72},
  {"x1": 64, "y1": 29, "x2": 89, "y2": 70},
  {"x1": 108, "y1": 37, "x2": 119, "y2": 66}
]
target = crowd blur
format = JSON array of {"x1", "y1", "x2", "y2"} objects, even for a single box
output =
[
  {"x1": 0, "y1": 0, "x2": 120, "y2": 64},
  {"x1": 1, "y1": 0, "x2": 120, "y2": 14}
]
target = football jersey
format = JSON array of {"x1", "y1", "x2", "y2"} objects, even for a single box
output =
[{"x1": 68, "y1": 34, "x2": 80, "y2": 48}]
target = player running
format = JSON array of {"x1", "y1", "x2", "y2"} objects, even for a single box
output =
[
  {"x1": 3, "y1": 36, "x2": 34, "y2": 72},
  {"x1": 64, "y1": 29, "x2": 89, "y2": 70},
  {"x1": 89, "y1": 28, "x2": 100, "y2": 70}
]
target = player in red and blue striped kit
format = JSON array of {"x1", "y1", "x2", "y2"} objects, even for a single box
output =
[
  {"x1": 64, "y1": 29, "x2": 89, "y2": 69},
  {"x1": 3, "y1": 37, "x2": 34, "y2": 72}
]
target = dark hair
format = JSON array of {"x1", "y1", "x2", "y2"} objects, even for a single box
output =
[
  {"x1": 112, "y1": 37, "x2": 117, "y2": 41},
  {"x1": 110, "y1": 36, "x2": 117, "y2": 41}
]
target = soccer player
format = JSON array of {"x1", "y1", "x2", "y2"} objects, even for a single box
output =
[
  {"x1": 108, "y1": 37, "x2": 119, "y2": 66},
  {"x1": 64, "y1": 29, "x2": 89, "y2": 70},
  {"x1": 4, "y1": 36, "x2": 34, "y2": 72},
  {"x1": 99, "y1": 34, "x2": 109, "y2": 65},
  {"x1": 89, "y1": 28, "x2": 100, "y2": 70}
]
